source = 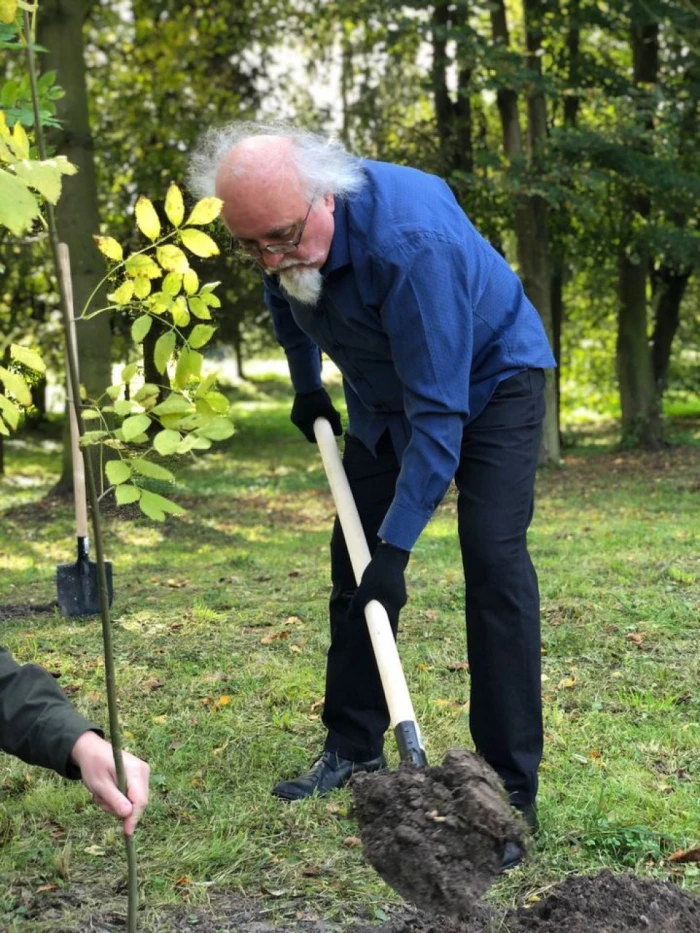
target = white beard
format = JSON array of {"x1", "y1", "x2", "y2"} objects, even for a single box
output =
[{"x1": 278, "y1": 266, "x2": 323, "y2": 306}]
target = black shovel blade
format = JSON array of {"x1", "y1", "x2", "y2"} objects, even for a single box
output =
[{"x1": 56, "y1": 558, "x2": 113, "y2": 617}]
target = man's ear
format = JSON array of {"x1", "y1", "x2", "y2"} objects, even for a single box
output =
[{"x1": 324, "y1": 193, "x2": 336, "y2": 213}]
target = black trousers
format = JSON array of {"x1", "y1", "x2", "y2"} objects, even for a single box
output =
[{"x1": 322, "y1": 369, "x2": 545, "y2": 808}]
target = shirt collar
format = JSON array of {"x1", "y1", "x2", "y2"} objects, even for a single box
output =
[{"x1": 322, "y1": 196, "x2": 351, "y2": 275}]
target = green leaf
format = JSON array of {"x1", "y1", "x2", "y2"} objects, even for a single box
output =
[
  {"x1": 196, "y1": 416, "x2": 235, "y2": 441},
  {"x1": 154, "y1": 331, "x2": 176, "y2": 374},
  {"x1": 106, "y1": 459, "x2": 132, "y2": 485},
  {"x1": 130, "y1": 458, "x2": 175, "y2": 482},
  {"x1": 133, "y1": 383, "x2": 160, "y2": 406},
  {"x1": 131, "y1": 315, "x2": 152, "y2": 343},
  {"x1": 116, "y1": 483, "x2": 141, "y2": 505},
  {"x1": 135, "y1": 195, "x2": 161, "y2": 241},
  {"x1": 153, "y1": 429, "x2": 182, "y2": 456},
  {"x1": 122, "y1": 362, "x2": 138, "y2": 383},
  {"x1": 162, "y1": 272, "x2": 183, "y2": 297},
  {"x1": 189, "y1": 324, "x2": 216, "y2": 350},
  {"x1": 183, "y1": 268, "x2": 199, "y2": 295},
  {"x1": 81, "y1": 429, "x2": 110, "y2": 445},
  {"x1": 139, "y1": 489, "x2": 186, "y2": 520},
  {"x1": 176, "y1": 435, "x2": 212, "y2": 453},
  {"x1": 122, "y1": 413, "x2": 151, "y2": 441},
  {"x1": 203, "y1": 391, "x2": 230, "y2": 414},
  {"x1": 150, "y1": 393, "x2": 193, "y2": 416},
  {"x1": 113, "y1": 399, "x2": 135, "y2": 417},
  {"x1": 14, "y1": 157, "x2": 77, "y2": 205},
  {"x1": 10, "y1": 344, "x2": 45, "y2": 373},
  {"x1": 171, "y1": 296, "x2": 190, "y2": 328},
  {"x1": 133, "y1": 276, "x2": 151, "y2": 299},
  {"x1": 0, "y1": 168, "x2": 41, "y2": 235},
  {"x1": 109, "y1": 280, "x2": 135, "y2": 305},
  {"x1": 179, "y1": 227, "x2": 219, "y2": 257},
  {"x1": 125, "y1": 253, "x2": 162, "y2": 279},
  {"x1": 0, "y1": 365, "x2": 31, "y2": 406}
]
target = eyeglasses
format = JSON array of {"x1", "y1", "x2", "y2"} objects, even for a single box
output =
[{"x1": 232, "y1": 200, "x2": 314, "y2": 260}]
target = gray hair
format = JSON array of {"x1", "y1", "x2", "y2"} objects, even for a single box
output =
[{"x1": 187, "y1": 120, "x2": 366, "y2": 202}]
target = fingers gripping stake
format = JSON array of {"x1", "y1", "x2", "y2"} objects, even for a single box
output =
[{"x1": 313, "y1": 417, "x2": 427, "y2": 766}]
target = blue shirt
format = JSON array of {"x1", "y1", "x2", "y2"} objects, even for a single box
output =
[{"x1": 263, "y1": 160, "x2": 556, "y2": 551}]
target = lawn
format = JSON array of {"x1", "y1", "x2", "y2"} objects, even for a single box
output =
[{"x1": 1, "y1": 369, "x2": 698, "y2": 931}]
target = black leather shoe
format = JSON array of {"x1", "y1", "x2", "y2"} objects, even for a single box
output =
[
  {"x1": 272, "y1": 750, "x2": 386, "y2": 801},
  {"x1": 500, "y1": 803, "x2": 538, "y2": 873}
]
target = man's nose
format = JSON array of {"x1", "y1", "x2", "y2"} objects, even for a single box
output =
[{"x1": 261, "y1": 251, "x2": 286, "y2": 269}]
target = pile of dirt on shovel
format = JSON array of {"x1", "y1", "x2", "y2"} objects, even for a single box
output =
[{"x1": 350, "y1": 748, "x2": 525, "y2": 920}]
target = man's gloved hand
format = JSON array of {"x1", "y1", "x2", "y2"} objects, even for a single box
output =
[
  {"x1": 350, "y1": 542, "x2": 410, "y2": 621},
  {"x1": 290, "y1": 388, "x2": 342, "y2": 443}
]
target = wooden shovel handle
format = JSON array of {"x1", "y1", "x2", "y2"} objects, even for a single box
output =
[
  {"x1": 58, "y1": 243, "x2": 88, "y2": 540},
  {"x1": 313, "y1": 417, "x2": 421, "y2": 732}
]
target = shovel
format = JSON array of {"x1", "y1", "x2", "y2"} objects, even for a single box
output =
[
  {"x1": 313, "y1": 416, "x2": 427, "y2": 767},
  {"x1": 56, "y1": 243, "x2": 113, "y2": 617}
]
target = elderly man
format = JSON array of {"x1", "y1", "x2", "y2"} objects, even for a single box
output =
[
  {"x1": 1, "y1": 646, "x2": 149, "y2": 835},
  {"x1": 188, "y1": 121, "x2": 555, "y2": 869}
]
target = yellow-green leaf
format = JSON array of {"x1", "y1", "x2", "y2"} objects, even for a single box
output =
[
  {"x1": 131, "y1": 315, "x2": 152, "y2": 343},
  {"x1": 150, "y1": 292, "x2": 173, "y2": 316},
  {"x1": 133, "y1": 276, "x2": 152, "y2": 299},
  {"x1": 106, "y1": 459, "x2": 132, "y2": 485},
  {"x1": 203, "y1": 391, "x2": 231, "y2": 414},
  {"x1": 185, "y1": 197, "x2": 223, "y2": 226},
  {"x1": 189, "y1": 324, "x2": 216, "y2": 349},
  {"x1": 196, "y1": 416, "x2": 235, "y2": 441},
  {"x1": 0, "y1": 1, "x2": 18, "y2": 25},
  {"x1": 116, "y1": 483, "x2": 141, "y2": 505},
  {"x1": 135, "y1": 195, "x2": 161, "y2": 241},
  {"x1": 122, "y1": 413, "x2": 151, "y2": 441},
  {"x1": 95, "y1": 236, "x2": 124, "y2": 262},
  {"x1": 162, "y1": 272, "x2": 183, "y2": 297},
  {"x1": 179, "y1": 228, "x2": 219, "y2": 258},
  {"x1": 0, "y1": 168, "x2": 41, "y2": 236},
  {"x1": 14, "y1": 158, "x2": 76, "y2": 205},
  {"x1": 140, "y1": 489, "x2": 186, "y2": 519},
  {"x1": 188, "y1": 297, "x2": 211, "y2": 320},
  {"x1": 122, "y1": 362, "x2": 138, "y2": 383},
  {"x1": 0, "y1": 365, "x2": 31, "y2": 406},
  {"x1": 154, "y1": 331, "x2": 176, "y2": 374},
  {"x1": 153, "y1": 429, "x2": 182, "y2": 456},
  {"x1": 11, "y1": 344, "x2": 45, "y2": 374},
  {"x1": 150, "y1": 393, "x2": 193, "y2": 416},
  {"x1": 130, "y1": 458, "x2": 175, "y2": 483},
  {"x1": 177, "y1": 434, "x2": 212, "y2": 453},
  {"x1": 183, "y1": 268, "x2": 199, "y2": 295},
  {"x1": 0, "y1": 393, "x2": 21, "y2": 430},
  {"x1": 125, "y1": 254, "x2": 162, "y2": 279},
  {"x1": 174, "y1": 347, "x2": 202, "y2": 389},
  {"x1": 156, "y1": 245, "x2": 189, "y2": 273},
  {"x1": 11, "y1": 122, "x2": 29, "y2": 159},
  {"x1": 109, "y1": 280, "x2": 135, "y2": 305},
  {"x1": 164, "y1": 183, "x2": 185, "y2": 227},
  {"x1": 114, "y1": 399, "x2": 135, "y2": 417},
  {"x1": 171, "y1": 296, "x2": 190, "y2": 328}
]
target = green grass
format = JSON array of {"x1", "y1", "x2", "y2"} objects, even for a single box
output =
[{"x1": 1, "y1": 370, "x2": 699, "y2": 929}]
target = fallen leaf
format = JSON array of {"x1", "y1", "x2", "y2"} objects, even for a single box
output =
[
  {"x1": 343, "y1": 836, "x2": 362, "y2": 848},
  {"x1": 166, "y1": 579, "x2": 189, "y2": 588},
  {"x1": 284, "y1": 615, "x2": 304, "y2": 625},
  {"x1": 84, "y1": 845, "x2": 106, "y2": 856},
  {"x1": 626, "y1": 632, "x2": 647, "y2": 647},
  {"x1": 310, "y1": 698, "x2": 325, "y2": 711},
  {"x1": 216, "y1": 695, "x2": 232, "y2": 706},
  {"x1": 447, "y1": 661, "x2": 469, "y2": 672},
  {"x1": 144, "y1": 678, "x2": 165, "y2": 692},
  {"x1": 175, "y1": 876, "x2": 191, "y2": 886},
  {"x1": 669, "y1": 848, "x2": 700, "y2": 863},
  {"x1": 558, "y1": 677, "x2": 576, "y2": 689},
  {"x1": 289, "y1": 644, "x2": 302, "y2": 653},
  {"x1": 35, "y1": 884, "x2": 58, "y2": 893},
  {"x1": 152, "y1": 714, "x2": 168, "y2": 724},
  {"x1": 260, "y1": 630, "x2": 290, "y2": 644}
]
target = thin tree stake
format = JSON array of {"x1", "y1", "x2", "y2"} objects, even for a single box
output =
[{"x1": 22, "y1": 10, "x2": 139, "y2": 931}]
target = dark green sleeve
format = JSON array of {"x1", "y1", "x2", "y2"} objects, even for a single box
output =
[{"x1": 0, "y1": 646, "x2": 103, "y2": 779}]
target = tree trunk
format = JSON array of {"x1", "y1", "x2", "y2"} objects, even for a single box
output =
[
  {"x1": 616, "y1": 22, "x2": 661, "y2": 447},
  {"x1": 651, "y1": 266, "x2": 691, "y2": 396},
  {"x1": 39, "y1": 0, "x2": 113, "y2": 490},
  {"x1": 431, "y1": 1, "x2": 473, "y2": 185},
  {"x1": 491, "y1": 0, "x2": 559, "y2": 464}
]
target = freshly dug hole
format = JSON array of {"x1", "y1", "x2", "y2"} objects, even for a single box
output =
[{"x1": 350, "y1": 748, "x2": 524, "y2": 919}]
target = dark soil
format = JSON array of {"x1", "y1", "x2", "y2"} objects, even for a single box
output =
[
  {"x1": 350, "y1": 749, "x2": 524, "y2": 919},
  {"x1": 9, "y1": 868, "x2": 699, "y2": 932}
]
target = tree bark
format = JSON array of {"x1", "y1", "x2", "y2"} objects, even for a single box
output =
[
  {"x1": 651, "y1": 265, "x2": 691, "y2": 396},
  {"x1": 616, "y1": 21, "x2": 661, "y2": 447},
  {"x1": 39, "y1": 0, "x2": 113, "y2": 489}
]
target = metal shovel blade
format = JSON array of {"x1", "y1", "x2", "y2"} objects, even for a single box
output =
[{"x1": 56, "y1": 539, "x2": 113, "y2": 617}]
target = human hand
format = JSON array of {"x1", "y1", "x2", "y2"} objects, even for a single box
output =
[
  {"x1": 290, "y1": 388, "x2": 342, "y2": 442},
  {"x1": 70, "y1": 731, "x2": 150, "y2": 836},
  {"x1": 350, "y1": 542, "x2": 410, "y2": 621}
]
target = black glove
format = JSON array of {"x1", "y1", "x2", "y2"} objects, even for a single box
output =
[
  {"x1": 350, "y1": 542, "x2": 410, "y2": 621},
  {"x1": 290, "y1": 388, "x2": 342, "y2": 443}
]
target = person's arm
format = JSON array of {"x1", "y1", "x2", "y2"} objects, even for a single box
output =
[{"x1": 0, "y1": 645, "x2": 101, "y2": 777}]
